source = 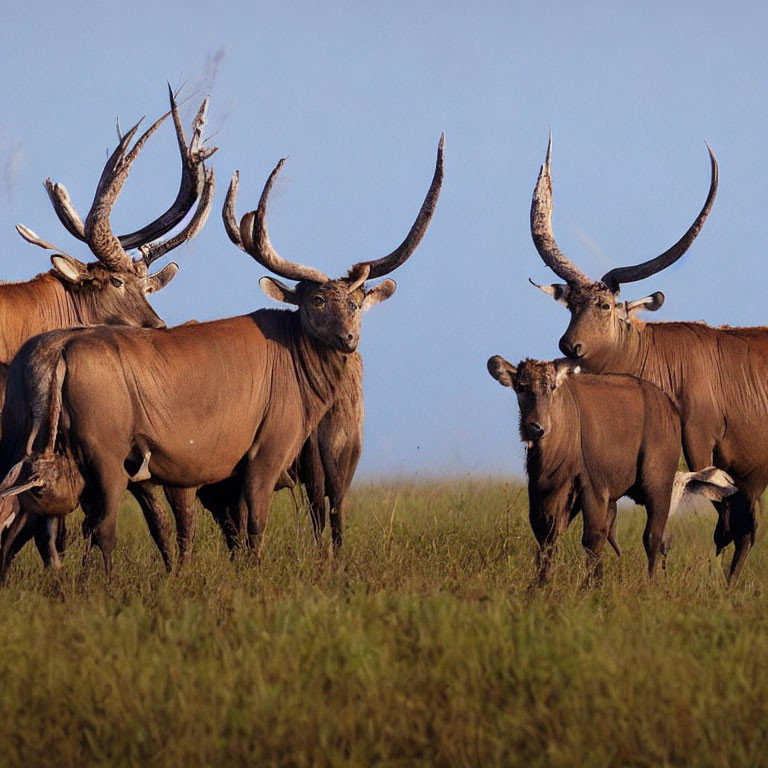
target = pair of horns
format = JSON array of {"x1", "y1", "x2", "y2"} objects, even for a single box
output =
[
  {"x1": 223, "y1": 134, "x2": 445, "y2": 284},
  {"x1": 531, "y1": 134, "x2": 718, "y2": 292}
]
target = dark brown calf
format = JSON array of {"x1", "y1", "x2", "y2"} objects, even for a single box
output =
[{"x1": 487, "y1": 357, "x2": 735, "y2": 585}]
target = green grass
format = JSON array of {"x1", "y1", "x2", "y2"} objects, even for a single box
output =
[{"x1": 0, "y1": 480, "x2": 766, "y2": 767}]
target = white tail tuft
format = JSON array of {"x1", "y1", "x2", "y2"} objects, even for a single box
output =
[{"x1": 670, "y1": 467, "x2": 738, "y2": 514}]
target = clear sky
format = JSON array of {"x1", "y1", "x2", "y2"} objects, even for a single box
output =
[{"x1": 1, "y1": 1, "x2": 766, "y2": 478}]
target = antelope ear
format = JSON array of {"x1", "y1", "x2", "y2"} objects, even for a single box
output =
[
  {"x1": 626, "y1": 291, "x2": 665, "y2": 314},
  {"x1": 554, "y1": 359, "x2": 573, "y2": 388},
  {"x1": 487, "y1": 355, "x2": 517, "y2": 388},
  {"x1": 144, "y1": 262, "x2": 179, "y2": 294},
  {"x1": 51, "y1": 254, "x2": 88, "y2": 284},
  {"x1": 362, "y1": 279, "x2": 397, "y2": 311},
  {"x1": 260, "y1": 276, "x2": 298, "y2": 306},
  {"x1": 529, "y1": 278, "x2": 569, "y2": 306}
]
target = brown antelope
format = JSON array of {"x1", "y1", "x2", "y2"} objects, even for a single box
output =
[
  {"x1": 487, "y1": 356, "x2": 736, "y2": 585},
  {"x1": 0, "y1": 135, "x2": 443, "y2": 580},
  {"x1": 0, "y1": 88, "x2": 215, "y2": 573},
  {"x1": 528, "y1": 135, "x2": 768, "y2": 582},
  {"x1": 4, "y1": 87, "x2": 214, "y2": 374}
]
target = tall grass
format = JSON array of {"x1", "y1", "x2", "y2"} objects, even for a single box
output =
[{"x1": 0, "y1": 480, "x2": 765, "y2": 767}]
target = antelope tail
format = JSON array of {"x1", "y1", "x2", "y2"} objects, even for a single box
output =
[{"x1": 670, "y1": 467, "x2": 738, "y2": 514}]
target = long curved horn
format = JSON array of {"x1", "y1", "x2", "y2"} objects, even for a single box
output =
[
  {"x1": 229, "y1": 164, "x2": 330, "y2": 284},
  {"x1": 222, "y1": 170, "x2": 244, "y2": 248},
  {"x1": 353, "y1": 133, "x2": 444, "y2": 279},
  {"x1": 83, "y1": 116, "x2": 166, "y2": 270},
  {"x1": 600, "y1": 145, "x2": 718, "y2": 292},
  {"x1": 530, "y1": 134, "x2": 591, "y2": 287}
]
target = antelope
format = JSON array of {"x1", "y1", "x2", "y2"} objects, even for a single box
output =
[
  {"x1": 0, "y1": 88, "x2": 215, "y2": 573},
  {"x1": 0, "y1": 135, "x2": 443, "y2": 580},
  {"x1": 487, "y1": 356, "x2": 736, "y2": 584},
  {"x1": 528, "y1": 135, "x2": 768, "y2": 582}
]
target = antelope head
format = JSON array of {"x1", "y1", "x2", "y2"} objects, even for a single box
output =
[
  {"x1": 223, "y1": 135, "x2": 444, "y2": 352},
  {"x1": 528, "y1": 135, "x2": 717, "y2": 367},
  {"x1": 488, "y1": 356, "x2": 577, "y2": 442}
]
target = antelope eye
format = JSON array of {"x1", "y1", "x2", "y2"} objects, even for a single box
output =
[
  {"x1": 514, "y1": 384, "x2": 527, "y2": 394},
  {"x1": 110, "y1": 277, "x2": 124, "y2": 288},
  {"x1": 600, "y1": 302, "x2": 611, "y2": 311},
  {"x1": 312, "y1": 295, "x2": 326, "y2": 307}
]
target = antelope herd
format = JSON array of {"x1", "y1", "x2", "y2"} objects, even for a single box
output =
[{"x1": 0, "y1": 89, "x2": 762, "y2": 586}]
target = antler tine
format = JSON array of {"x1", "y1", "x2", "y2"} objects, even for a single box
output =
[
  {"x1": 15, "y1": 224, "x2": 72, "y2": 259},
  {"x1": 138, "y1": 167, "x2": 216, "y2": 267},
  {"x1": 353, "y1": 133, "x2": 445, "y2": 279},
  {"x1": 236, "y1": 161, "x2": 330, "y2": 283},
  {"x1": 530, "y1": 133, "x2": 592, "y2": 287},
  {"x1": 119, "y1": 87, "x2": 217, "y2": 250},
  {"x1": 40, "y1": 120, "x2": 143, "y2": 249},
  {"x1": 89, "y1": 118, "x2": 146, "y2": 212},
  {"x1": 37, "y1": 90, "x2": 217, "y2": 271},
  {"x1": 189, "y1": 94, "x2": 217, "y2": 161},
  {"x1": 600, "y1": 144, "x2": 719, "y2": 292},
  {"x1": 44, "y1": 179, "x2": 85, "y2": 241},
  {"x1": 41, "y1": 113, "x2": 160, "y2": 253},
  {"x1": 83, "y1": 116, "x2": 160, "y2": 270}
]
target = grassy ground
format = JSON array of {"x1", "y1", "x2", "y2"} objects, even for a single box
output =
[{"x1": 0, "y1": 479, "x2": 766, "y2": 767}]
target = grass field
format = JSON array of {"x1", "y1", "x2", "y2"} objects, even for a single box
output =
[{"x1": 0, "y1": 479, "x2": 766, "y2": 767}]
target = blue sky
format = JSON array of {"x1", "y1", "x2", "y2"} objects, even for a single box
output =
[{"x1": 1, "y1": 1, "x2": 766, "y2": 477}]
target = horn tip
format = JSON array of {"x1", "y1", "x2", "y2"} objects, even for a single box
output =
[
  {"x1": 704, "y1": 141, "x2": 718, "y2": 170},
  {"x1": 225, "y1": 171, "x2": 239, "y2": 201}
]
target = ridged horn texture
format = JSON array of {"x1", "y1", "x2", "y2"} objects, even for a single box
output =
[
  {"x1": 530, "y1": 133, "x2": 591, "y2": 287},
  {"x1": 225, "y1": 163, "x2": 330, "y2": 284},
  {"x1": 83, "y1": 116, "x2": 168, "y2": 270},
  {"x1": 352, "y1": 133, "x2": 445, "y2": 279},
  {"x1": 221, "y1": 170, "x2": 244, "y2": 249},
  {"x1": 600, "y1": 145, "x2": 718, "y2": 292}
]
